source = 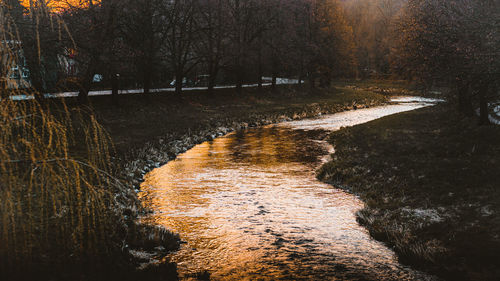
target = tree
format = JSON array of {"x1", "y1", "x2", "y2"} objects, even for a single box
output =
[
  {"x1": 63, "y1": 0, "x2": 122, "y2": 103},
  {"x1": 342, "y1": 0, "x2": 406, "y2": 78},
  {"x1": 17, "y1": 0, "x2": 67, "y2": 98},
  {"x1": 257, "y1": 0, "x2": 292, "y2": 90},
  {"x1": 295, "y1": 0, "x2": 355, "y2": 89},
  {"x1": 225, "y1": 0, "x2": 266, "y2": 93},
  {"x1": 0, "y1": 0, "x2": 25, "y2": 95},
  {"x1": 164, "y1": 0, "x2": 199, "y2": 95},
  {"x1": 121, "y1": 0, "x2": 166, "y2": 95},
  {"x1": 394, "y1": 0, "x2": 500, "y2": 123},
  {"x1": 195, "y1": 0, "x2": 228, "y2": 95}
]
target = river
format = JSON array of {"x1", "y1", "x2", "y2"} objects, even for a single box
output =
[{"x1": 139, "y1": 99, "x2": 440, "y2": 280}]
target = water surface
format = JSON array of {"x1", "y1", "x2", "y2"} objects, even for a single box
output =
[{"x1": 140, "y1": 102, "x2": 438, "y2": 280}]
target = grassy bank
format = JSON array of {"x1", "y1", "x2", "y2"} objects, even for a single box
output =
[
  {"x1": 88, "y1": 83, "x2": 388, "y2": 156},
  {"x1": 318, "y1": 104, "x2": 500, "y2": 280},
  {"x1": 79, "y1": 84, "x2": 389, "y2": 188}
]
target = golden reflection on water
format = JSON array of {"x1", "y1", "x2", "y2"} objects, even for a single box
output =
[{"x1": 140, "y1": 104, "x2": 437, "y2": 281}]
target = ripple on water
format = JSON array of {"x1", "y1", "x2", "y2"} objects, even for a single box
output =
[{"x1": 140, "y1": 102, "x2": 439, "y2": 280}]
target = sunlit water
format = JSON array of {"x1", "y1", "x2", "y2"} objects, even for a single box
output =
[{"x1": 140, "y1": 101, "x2": 439, "y2": 280}]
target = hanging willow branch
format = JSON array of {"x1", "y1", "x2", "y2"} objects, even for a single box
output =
[{"x1": 0, "y1": 2, "x2": 128, "y2": 276}]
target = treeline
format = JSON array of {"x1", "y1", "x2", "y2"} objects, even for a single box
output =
[
  {"x1": 5, "y1": 0, "x2": 356, "y2": 100},
  {"x1": 343, "y1": 0, "x2": 407, "y2": 77},
  {"x1": 394, "y1": 0, "x2": 500, "y2": 124},
  {"x1": 3, "y1": 0, "x2": 499, "y2": 119}
]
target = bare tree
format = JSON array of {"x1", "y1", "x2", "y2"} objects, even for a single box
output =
[
  {"x1": 226, "y1": 0, "x2": 266, "y2": 93},
  {"x1": 258, "y1": 0, "x2": 291, "y2": 90},
  {"x1": 294, "y1": 0, "x2": 355, "y2": 89},
  {"x1": 164, "y1": 0, "x2": 199, "y2": 95},
  {"x1": 394, "y1": 0, "x2": 500, "y2": 123},
  {"x1": 195, "y1": 0, "x2": 228, "y2": 95},
  {"x1": 342, "y1": 0, "x2": 406, "y2": 78},
  {"x1": 16, "y1": 0, "x2": 67, "y2": 99},
  {"x1": 63, "y1": 0, "x2": 122, "y2": 103},
  {"x1": 0, "y1": 1, "x2": 25, "y2": 96},
  {"x1": 121, "y1": 0, "x2": 166, "y2": 95}
]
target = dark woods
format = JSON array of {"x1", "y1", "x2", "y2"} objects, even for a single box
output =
[
  {"x1": 393, "y1": 0, "x2": 500, "y2": 124},
  {"x1": 4, "y1": 0, "x2": 357, "y2": 99},
  {"x1": 4, "y1": 0, "x2": 498, "y2": 121}
]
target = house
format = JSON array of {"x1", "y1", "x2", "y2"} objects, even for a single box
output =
[
  {"x1": 1, "y1": 40, "x2": 81, "y2": 90},
  {"x1": 1, "y1": 40, "x2": 31, "y2": 89}
]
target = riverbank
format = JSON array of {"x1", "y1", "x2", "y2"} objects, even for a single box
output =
[
  {"x1": 66, "y1": 82, "x2": 392, "y2": 279},
  {"x1": 318, "y1": 104, "x2": 500, "y2": 280},
  {"x1": 86, "y1": 83, "x2": 391, "y2": 188},
  {"x1": 4, "y1": 80, "x2": 410, "y2": 280}
]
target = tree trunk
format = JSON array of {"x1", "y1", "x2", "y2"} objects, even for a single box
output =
[
  {"x1": 175, "y1": 72, "x2": 183, "y2": 95},
  {"x1": 257, "y1": 62, "x2": 263, "y2": 90},
  {"x1": 78, "y1": 85, "x2": 90, "y2": 104},
  {"x1": 111, "y1": 73, "x2": 119, "y2": 104},
  {"x1": 208, "y1": 77, "x2": 215, "y2": 96},
  {"x1": 78, "y1": 60, "x2": 97, "y2": 103},
  {"x1": 257, "y1": 39, "x2": 263, "y2": 90},
  {"x1": 236, "y1": 66, "x2": 243, "y2": 94},
  {"x1": 457, "y1": 81, "x2": 473, "y2": 117},
  {"x1": 143, "y1": 69, "x2": 151, "y2": 95},
  {"x1": 29, "y1": 66, "x2": 46, "y2": 101},
  {"x1": 309, "y1": 73, "x2": 315, "y2": 90},
  {"x1": 325, "y1": 69, "x2": 332, "y2": 88},
  {"x1": 479, "y1": 83, "x2": 490, "y2": 125},
  {"x1": 23, "y1": 17, "x2": 46, "y2": 101},
  {"x1": 298, "y1": 63, "x2": 304, "y2": 87},
  {"x1": 1, "y1": 78, "x2": 8, "y2": 99},
  {"x1": 208, "y1": 68, "x2": 218, "y2": 97},
  {"x1": 78, "y1": 74, "x2": 92, "y2": 104},
  {"x1": 271, "y1": 55, "x2": 278, "y2": 91},
  {"x1": 235, "y1": 41, "x2": 243, "y2": 94}
]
